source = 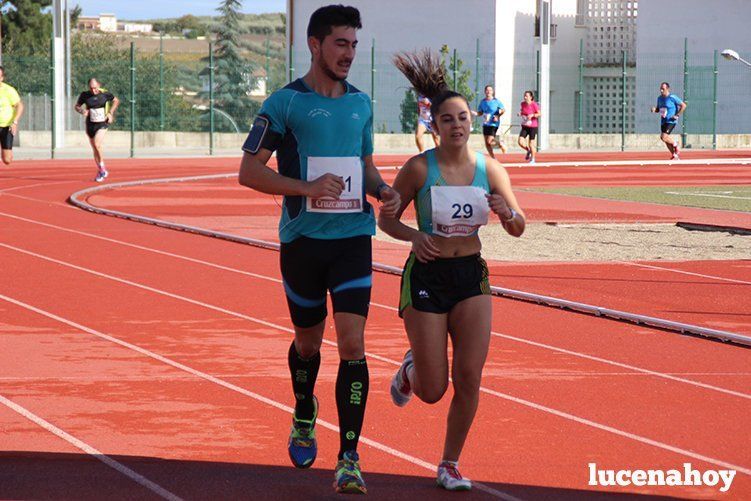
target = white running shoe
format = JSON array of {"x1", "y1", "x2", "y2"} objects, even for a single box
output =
[
  {"x1": 528, "y1": 158, "x2": 536, "y2": 165},
  {"x1": 671, "y1": 153, "x2": 680, "y2": 160},
  {"x1": 390, "y1": 350, "x2": 413, "y2": 407},
  {"x1": 437, "y1": 461, "x2": 472, "y2": 491}
]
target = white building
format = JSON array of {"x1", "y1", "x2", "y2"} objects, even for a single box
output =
[
  {"x1": 99, "y1": 13, "x2": 117, "y2": 32},
  {"x1": 288, "y1": 0, "x2": 580, "y2": 134},
  {"x1": 121, "y1": 23, "x2": 154, "y2": 34},
  {"x1": 636, "y1": 0, "x2": 751, "y2": 135},
  {"x1": 287, "y1": 0, "x2": 751, "y2": 137}
]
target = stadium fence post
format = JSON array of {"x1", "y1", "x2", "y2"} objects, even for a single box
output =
[
  {"x1": 50, "y1": 37, "x2": 56, "y2": 159},
  {"x1": 130, "y1": 42, "x2": 136, "y2": 158},
  {"x1": 370, "y1": 38, "x2": 375, "y2": 140},
  {"x1": 288, "y1": 42, "x2": 294, "y2": 83},
  {"x1": 621, "y1": 50, "x2": 627, "y2": 152},
  {"x1": 712, "y1": 49, "x2": 718, "y2": 150},
  {"x1": 452, "y1": 48, "x2": 458, "y2": 92},
  {"x1": 578, "y1": 38, "x2": 584, "y2": 133},
  {"x1": 159, "y1": 32, "x2": 164, "y2": 131},
  {"x1": 474, "y1": 38, "x2": 480, "y2": 111},
  {"x1": 209, "y1": 42, "x2": 214, "y2": 156},
  {"x1": 682, "y1": 37, "x2": 689, "y2": 147},
  {"x1": 265, "y1": 32, "x2": 270, "y2": 91}
]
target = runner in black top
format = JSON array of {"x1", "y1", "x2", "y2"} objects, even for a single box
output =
[{"x1": 75, "y1": 78, "x2": 119, "y2": 182}]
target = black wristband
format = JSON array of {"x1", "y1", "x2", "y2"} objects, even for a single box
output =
[{"x1": 375, "y1": 182, "x2": 388, "y2": 201}]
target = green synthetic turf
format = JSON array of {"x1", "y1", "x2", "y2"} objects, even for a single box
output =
[{"x1": 531, "y1": 186, "x2": 751, "y2": 212}]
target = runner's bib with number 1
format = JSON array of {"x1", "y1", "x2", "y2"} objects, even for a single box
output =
[
  {"x1": 306, "y1": 156, "x2": 363, "y2": 213},
  {"x1": 430, "y1": 186, "x2": 489, "y2": 237}
]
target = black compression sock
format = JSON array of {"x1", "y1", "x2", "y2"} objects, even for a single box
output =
[
  {"x1": 335, "y1": 358, "x2": 369, "y2": 459},
  {"x1": 288, "y1": 341, "x2": 320, "y2": 421}
]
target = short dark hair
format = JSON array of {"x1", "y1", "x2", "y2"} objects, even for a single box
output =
[
  {"x1": 660, "y1": 81, "x2": 670, "y2": 88},
  {"x1": 307, "y1": 4, "x2": 362, "y2": 42}
]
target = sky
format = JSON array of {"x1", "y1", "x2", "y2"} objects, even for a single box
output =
[{"x1": 74, "y1": 0, "x2": 285, "y2": 20}]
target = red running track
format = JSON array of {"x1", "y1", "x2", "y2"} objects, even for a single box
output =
[
  {"x1": 80, "y1": 157, "x2": 751, "y2": 336},
  {"x1": 0, "y1": 156, "x2": 750, "y2": 499}
]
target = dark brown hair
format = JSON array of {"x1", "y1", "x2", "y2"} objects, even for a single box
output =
[
  {"x1": 393, "y1": 49, "x2": 469, "y2": 119},
  {"x1": 307, "y1": 5, "x2": 362, "y2": 42}
]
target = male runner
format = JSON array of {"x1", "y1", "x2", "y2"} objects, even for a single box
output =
[
  {"x1": 651, "y1": 82, "x2": 686, "y2": 159},
  {"x1": 0, "y1": 66, "x2": 24, "y2": 165},
  {"x1": 238, "y1": 4, "x2": 399, "y2": 495}
]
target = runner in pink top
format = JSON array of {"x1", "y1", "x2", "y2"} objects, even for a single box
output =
[{"x1": 517, "y1": 90, "x2": 540, "y2": 164}]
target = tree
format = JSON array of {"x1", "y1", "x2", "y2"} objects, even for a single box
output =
[
  {"x1": 71, "y1": 34, "x2": 201, "y2": 131},
  {"x1": 397, "y1": 47, "x2": 477, "y2": 134},
  {"x1": 399, "y1": 88, "x2": 417, "y2": 133},
  {"x1": 201, "y1": 0, "x2": 257, "y2": 131},
  {"x1": 1, "y1": 0, "x2": 53, "y2": 56},
  {"x1": 440, "y1": 45, "x2": 476, "y2": 106}
]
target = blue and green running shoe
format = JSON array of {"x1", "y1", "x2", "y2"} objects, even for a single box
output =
[
  {"x1": 333, "y1": 450, "x2": 367, "y2": 494},
  {"x1": 288, "y1": 395, "x2": 318, "y2": 468}
]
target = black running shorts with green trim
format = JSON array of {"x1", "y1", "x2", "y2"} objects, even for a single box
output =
[
  {"x1": 280, "y1": 235, "x2": 372, "y2": 328},
  {"x1": 399, "y1": 253, "x2": 490, "y2": 317}
]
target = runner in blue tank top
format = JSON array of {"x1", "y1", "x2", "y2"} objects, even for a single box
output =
[
  {"x1": 238, "y1": 5, "x2": 400, "y2": 495},
  {"x1": 385, "y1": 51, "x2": 526, "y2": 492},
  {"x1": 651, "y1": 82, "x2": 686, "y2": 159}
]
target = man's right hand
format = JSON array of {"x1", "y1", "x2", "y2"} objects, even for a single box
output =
[{"x1": 305, "y1": 173, "x2": 345, "y2": 199}]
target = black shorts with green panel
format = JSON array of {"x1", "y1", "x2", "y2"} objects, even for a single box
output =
[{"x1": 399, "y1": 253, "x2": 490, "y2": 317}]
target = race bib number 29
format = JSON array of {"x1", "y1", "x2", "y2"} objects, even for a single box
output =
[
  {"x1": 431, "y1": 186, "x2": 490, "y2": 237},
  {"x1": 306, "y1": 156, "x2": 363, "y2": 213}
]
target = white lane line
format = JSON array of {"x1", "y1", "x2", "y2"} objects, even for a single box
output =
[
  {"x1": 2, "y1": 246, "x2": 750, "y2": 478},
  {"x1": 619, "y1": 261, "x2": 751, "y2": 286},
  {"x1": 371, "y1": 302, "x2": 751, "y2": 401},
  {"x1": 0, "y1": 211, "x2": 285, "y2": 284},
  {"x1": 0, "y1": 180, "x2": 77, "y2": 193},
  {"x1": 500, "y1": 157, "x2": 751, "y2": 168},
  {"x1": 2, "y1": 372, "x2": 749, "y2": 383},
  {"x1": 0, "y1": 293, "x2": 515, "y2": 500},
  {"x1": 0, "y1": 191, "x2": 76, "y2": 209},
  {"x1": 2, "y1": 211, "x2": 748, "y2": 401},
  {"x1": 664, "y1": 191, "x2": 751, "y2": 201},
  {"x1": 0, "y1": 392, "x2": 183, "y2": 501},
  {"x1": 478, "y1": 386, "x2": 751, "y2": 477}
]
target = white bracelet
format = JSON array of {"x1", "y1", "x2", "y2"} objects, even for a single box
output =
[{"x1": 502, "y1": 208, "x2": 517, "y2": 223}]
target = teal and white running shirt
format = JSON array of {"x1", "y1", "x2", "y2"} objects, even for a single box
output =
[{"x1": 243, "y1": 78, "x2": 375, "y2": 243}]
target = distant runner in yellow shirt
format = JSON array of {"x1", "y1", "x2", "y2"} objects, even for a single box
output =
[{"x1": 0, "y1": 66, "x2": 25, "y2": 165}]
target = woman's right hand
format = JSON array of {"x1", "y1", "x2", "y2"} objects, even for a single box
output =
[{"x1": 411, "y1": 232, "x2": 440, "y2": 263}]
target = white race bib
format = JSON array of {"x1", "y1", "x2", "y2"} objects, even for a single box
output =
[
  {"x1": 430, "y1": 186, "x2": 490, "y2": 237},
  {"x1": 306, "y1": 156, "x2": 363, "y2": 213},
  {"x1": 89, "y1": 107, "x2": 106, "y2": 123},
  {"x1": 659, "y1": 107, "x2": 668, "y2": 118}
]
